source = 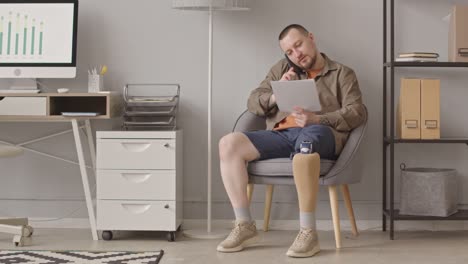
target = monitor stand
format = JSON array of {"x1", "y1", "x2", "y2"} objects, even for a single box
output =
[{"x1": 8, "y1": 79, "x2": 38, "y2": 91}]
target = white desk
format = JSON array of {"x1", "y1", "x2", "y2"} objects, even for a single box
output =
[{"x1": 0, "y1": 92, "x2": 120, "y2": 240}]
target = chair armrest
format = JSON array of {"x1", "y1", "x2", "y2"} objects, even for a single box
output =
[
  {"x1": 320, "y1": 108, "x2": 368, "y2": 185},
  {"x1": 232, "y1": 110, "x2": 267, "y2": 133}
]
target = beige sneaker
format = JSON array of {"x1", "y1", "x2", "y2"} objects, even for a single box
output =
[
  {"x1": 216, "y1": 221, "x2": 259, "y2": 252},
  {"x1": 286, "y1": 228, "x2": 320, "y2": 258}
]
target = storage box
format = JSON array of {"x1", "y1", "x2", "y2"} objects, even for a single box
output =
[
  {"x1": 397, "y1": 78, "x2": 440, "y2": 139},
  {"x1": 449, "y1": 5, "x2": 468, "y2": 62},
  {"x1": 398, "y1": 78, "x2": 421, "y2": 139},
  {"x1": 400, "y1": 167, "x2": 458, "y2": 217}
]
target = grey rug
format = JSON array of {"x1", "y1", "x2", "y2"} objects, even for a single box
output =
[{"x1": 0, "y1": 250, "x2": 164, "y2": 264}]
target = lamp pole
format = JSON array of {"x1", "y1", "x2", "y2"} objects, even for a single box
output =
[{"x1": 207, "y1": 6, "x2": 213, "y2": 233}]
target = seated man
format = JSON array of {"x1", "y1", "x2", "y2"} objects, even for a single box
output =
[{"x1": 217, "y1": 24, "x2": 366, "y2": 257}]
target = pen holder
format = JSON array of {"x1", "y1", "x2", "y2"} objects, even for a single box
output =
[{"x1": 88, "y1": 74, "x2": 104, "y2": 93}]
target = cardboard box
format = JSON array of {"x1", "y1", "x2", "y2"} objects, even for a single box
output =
[
  {"x1": 421, "y1": 79, "x2": 440, "y2": 139},
  {"x1": 398, "y1": 78, "x2": 421, "y2": 139},
  {"x1": 449, "y1": 5, "x2": 468, "y2": 62}
]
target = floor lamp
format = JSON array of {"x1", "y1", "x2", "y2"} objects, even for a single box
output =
[{"x1": 172, "y1": 0, "x2": 249, "y2": 239}]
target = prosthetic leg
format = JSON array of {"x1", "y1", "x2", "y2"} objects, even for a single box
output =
[{"x1": 292, "y1": 153, "x2": 320, "y2": 212}]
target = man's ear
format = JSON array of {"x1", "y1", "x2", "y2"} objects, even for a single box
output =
[{"x1": 308, "y1": 32, "x2": 314, "y2": 41}]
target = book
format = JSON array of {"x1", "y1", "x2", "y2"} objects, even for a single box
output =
[
  {"x1": 61, "y1": 112, "x2": 100, "y2": 116},
  {"x1": 395, "y1": 57, "x2": 438, "y2": 62},
  {"x1": 398, "y1": 52, "x2": 439, "y2": 58}
]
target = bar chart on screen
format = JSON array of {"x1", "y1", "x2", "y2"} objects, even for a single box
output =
[{"x1": 0, "y1": 11, "x2": 45, "y2": 58}]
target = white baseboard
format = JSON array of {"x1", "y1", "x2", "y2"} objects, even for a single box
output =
[{"x1": 28, "y1": 218, "x2": 468, "y2": 232}]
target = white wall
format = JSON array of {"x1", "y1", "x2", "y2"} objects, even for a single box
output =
[{"x1": 1, "y1": 0, "x2": 468, "y2": 224}]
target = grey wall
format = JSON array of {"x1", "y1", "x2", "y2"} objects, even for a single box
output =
[{"x1": 1, "y1": 0, "x2": 468, "y2": 223}]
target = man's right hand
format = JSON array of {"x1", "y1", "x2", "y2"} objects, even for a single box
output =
[{"x1": 280, "y1": 67, "x2": 297, "y2": 81}]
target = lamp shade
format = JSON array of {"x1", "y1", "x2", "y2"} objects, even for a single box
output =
[{"x1": 172, "y1": 0, "x2": 249, "y2": 11}]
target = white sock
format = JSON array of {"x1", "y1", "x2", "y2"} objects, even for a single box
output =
[
  {"x1": 300, "y1": 211, "x2": 316, "y2": 230},
  {"x1": 234, "y1": 207, "x2": 252, "y2": 222}
]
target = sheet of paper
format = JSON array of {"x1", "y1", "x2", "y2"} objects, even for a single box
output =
[{"x1": 271, "y1": 79, "x2": 321, "y2": 112}]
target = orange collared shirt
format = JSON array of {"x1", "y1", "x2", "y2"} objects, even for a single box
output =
[{"x1": 273, "y1": 68, "x2": 322, "y2": 131}]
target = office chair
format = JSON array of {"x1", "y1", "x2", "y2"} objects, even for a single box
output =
[
  {"x1": 232, "y1": 109, "x2": 367, "y2": 249},
  {"x1": 0, "y1": 145, "x2": 34, "y2": 246}
]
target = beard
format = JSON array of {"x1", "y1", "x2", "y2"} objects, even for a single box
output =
[{"x1": 301, "y1": 55, "x2": 317, "y2": 70}]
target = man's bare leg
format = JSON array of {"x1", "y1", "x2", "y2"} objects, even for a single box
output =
[
  {"x1": 219, "y1": 132, "x2": 259, "y2": 211},
  {"x1": 217, "y1": 132, "x2": 260, "y2": 252}
]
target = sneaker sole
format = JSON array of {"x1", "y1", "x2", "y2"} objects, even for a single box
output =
[
  {"x1": 286, "y1": 244, "x2": 320, "y2": 258},
  {"x1": 216, "y1": 234, "x2": 259, "y2": 253}
]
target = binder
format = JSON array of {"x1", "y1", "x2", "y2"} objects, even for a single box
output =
[
  {"x1": 421, "y1": 79, "x2": 440, "y2": 139},
  {"x1": 449, "y1": 5, "x2": 468, "y2": 62},
  {"x1": 398, "y1": 78, "x2": 421, "y2": 139}
]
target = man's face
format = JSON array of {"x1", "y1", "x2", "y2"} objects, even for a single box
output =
[{"x1": 279, "y1": 28, "x2": 318, "y2": 70}]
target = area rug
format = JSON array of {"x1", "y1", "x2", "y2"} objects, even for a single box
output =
[{"x1": 0, "y1": 249, "x2": 164, "y2": 264}]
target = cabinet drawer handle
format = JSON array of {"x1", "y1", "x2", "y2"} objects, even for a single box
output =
[
  {"x1": 121, "y1": 204, "x2": 151, "y2": 214},
  {"x1": 121, "y1": 173, "x2": 151, "y2": 183},
  {"x1": 164, "y1": 204, "x2": 170, "y2": 209},
  {"x1": 164, "y1": 143, "x2": 170, "y2": 148},
  {"x1": 121, "y1": 142, "x2": 151, "y2": 152}
]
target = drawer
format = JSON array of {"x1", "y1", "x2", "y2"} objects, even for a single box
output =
[
  {"x1": 97, "y1": 139, "x2": 175, "y2": 169},
  {"x1": 97, "y1": 200, "x2": 176, "y2": 231},
  {"x1": 0, "y1": 97, "x2": 47, "y2": 116},
  {"x1": 97, "y1": 170, "x2": 175, "y2": 200}
]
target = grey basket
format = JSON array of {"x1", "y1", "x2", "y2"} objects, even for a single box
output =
[{"x1": 399, "y1": 166, "x2": 458, "y2": 217}]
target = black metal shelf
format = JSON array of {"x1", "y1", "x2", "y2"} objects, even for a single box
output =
[
  {"x1": 383, "y1": 209, "x2": 468, "y2": 220},
  {"x1": 384, "y1": 137, "x2": 468, "y2": 144},
  {"x1": 381, "y1": 0, "x2": 468, "y2": 240},
  {"x1": 384, "y1": 61, "x2": 468, "y2": 67}
]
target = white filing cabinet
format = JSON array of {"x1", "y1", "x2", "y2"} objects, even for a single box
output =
[{"x1": 96, "y1": 130, "x2": 182, "y2": 241}]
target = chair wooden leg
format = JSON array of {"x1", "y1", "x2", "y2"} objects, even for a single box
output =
[
  {"x1": 247, "y1": 183, "x2": 254, "y2": 205},
  {"x1": 341, "y1": 184, "x2": 359, "y2": 237},
  {"x1": 328, "y1": 185, "x2": 342, "y2": 249},
  {"x1": 263, "y1": 184, "x2": 274, "y2": 232}
]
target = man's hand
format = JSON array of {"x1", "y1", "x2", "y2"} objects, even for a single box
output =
[
  {"x1": 270, "y1": 94, "x2": 276, "y2": 104},
  {"x1": 292, "y1": 107, "x2": 320, "y2": 127},
  {"x1": 280, "y1": 67, "x2": 297, "y2": 81}
]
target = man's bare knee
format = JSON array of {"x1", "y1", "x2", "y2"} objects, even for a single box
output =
[{"x1": 219, "y1": 132, "x2": 259, "y2": 162}]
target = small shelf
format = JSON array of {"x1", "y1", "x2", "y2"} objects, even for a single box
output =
[
  {"x1": 384, "y1": 137, "x2": 468, "y2": 144},
  {"x1": 383, "y1": 209, "x2": 468, "y2": 220},
  {"x1": 384, "y1": 61, "x2": 468, "y2": 67}
]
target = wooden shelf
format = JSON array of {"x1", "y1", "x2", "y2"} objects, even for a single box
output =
[{"x1": 0, "y1": 92, "x2": 121, "y2": 120}]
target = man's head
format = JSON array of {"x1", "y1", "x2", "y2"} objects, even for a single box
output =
[{"x1": 278, "y1": 24, "x2": 320, "y2": 70}]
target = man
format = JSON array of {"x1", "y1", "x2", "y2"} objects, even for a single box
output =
[{"x1": 216, "y1": 24, "x2": 366, "y2": 257}]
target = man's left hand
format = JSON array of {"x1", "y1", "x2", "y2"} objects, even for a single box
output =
[{"x1": 292, "y1": 107, "x2": 320, "y2": 127}]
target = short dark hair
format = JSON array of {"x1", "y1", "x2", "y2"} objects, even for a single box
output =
[{"x1": 278, "y1": 24, "x2": 309, "y2": 41}]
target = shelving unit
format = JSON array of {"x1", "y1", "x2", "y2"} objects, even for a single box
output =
[{"x1": 382, "y1": 0, "x2": 468, "y2": 239}]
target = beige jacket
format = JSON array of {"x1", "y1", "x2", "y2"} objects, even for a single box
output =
[{"x1": 247, "y1": 53, "x2": 367, "y2": 155}]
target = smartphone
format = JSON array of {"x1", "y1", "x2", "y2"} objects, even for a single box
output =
[{"x1": 285, "y1": 54, "x2": 302, "y2": 76}]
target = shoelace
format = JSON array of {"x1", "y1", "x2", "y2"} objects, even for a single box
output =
[
  {"x1": 227, "y1": 224, "x2": 242, "y2": 240},
  {"x1": 294, "y1": 229, "x2": 314, "y2": 246}
]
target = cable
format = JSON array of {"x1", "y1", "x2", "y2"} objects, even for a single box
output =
[{"x1": 29, "y1": 183, "x2": 97, "y2": 223}]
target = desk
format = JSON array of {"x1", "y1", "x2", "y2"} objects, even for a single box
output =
[{"x1": 0, "y1": 92, "x2": 120, "y2": 240}]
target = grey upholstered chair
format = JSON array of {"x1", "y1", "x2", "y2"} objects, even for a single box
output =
[
  {"x1": 0, "y1": 145, "x2": 34, "y2": 246},
  {"x1": 233, "y1": 109, "x2": 367, "y2": 249}
]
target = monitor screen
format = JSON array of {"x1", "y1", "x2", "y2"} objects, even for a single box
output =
[{"x1": 0, "y1": 0, "x2": 78, "y2": 78}]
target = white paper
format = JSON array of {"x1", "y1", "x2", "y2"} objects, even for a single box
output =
[{"x1": 271, "y1": 79, "x2": 321, "y2": 113}]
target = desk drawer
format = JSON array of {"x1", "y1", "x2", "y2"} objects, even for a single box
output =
[
  {"x1": 0, "y1": 97, "x2": 47, "y2": 116},
  {"x1": 97, "y1": 139, "x2": 175, "y2": 169},
  {"x1": 97, "y1": 170, "x2": 175, "y2": 200},
  {"x1": 97, "y1": 200, "x2": 176, "y2": 231}
]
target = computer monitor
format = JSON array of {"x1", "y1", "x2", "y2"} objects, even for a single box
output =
[{"x1": 0, "y1": 0, "x2": 78, "y2": 89}]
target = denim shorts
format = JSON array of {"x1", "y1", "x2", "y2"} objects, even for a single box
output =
[{"x1": 243, "y1": 125, "x2": 336, "y2": 161}]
